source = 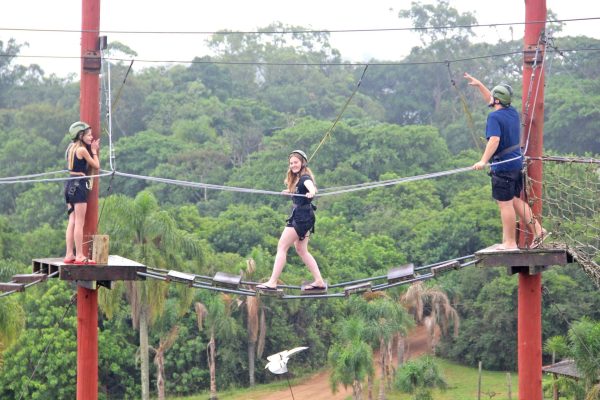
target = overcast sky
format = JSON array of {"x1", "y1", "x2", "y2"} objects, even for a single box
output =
[{"x1": 1, "y1": 0, "x2": 599, "y2": 77}]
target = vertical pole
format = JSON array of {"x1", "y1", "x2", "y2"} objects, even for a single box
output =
[
  {"x1": 77, "y1": 0, "x2": 101, "y2": 398},
  {"x1": 477, "y1": 361, "x2": 482, "y2": 400},
  {"x1": 519, "y1": 1, "x2": 546, "y2": 400}
]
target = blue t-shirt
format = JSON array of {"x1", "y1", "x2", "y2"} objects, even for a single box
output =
[{"x1": 486, "y1": 106, "x2": 522, "y2": 172}]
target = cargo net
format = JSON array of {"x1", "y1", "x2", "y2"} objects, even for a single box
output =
[{"x1": 528, "y1": 156, "x2": 600, "y2": 286}]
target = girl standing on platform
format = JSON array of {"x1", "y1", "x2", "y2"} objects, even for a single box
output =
[
  {"x1": 257, "y1": 150, "x2": 326, "y2": 291},
  {"x1": 63, "y1": 121, "x2": 100, "y2": 265}
]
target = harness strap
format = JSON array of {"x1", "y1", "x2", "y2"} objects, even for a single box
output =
[{"x1": 493, "y1": 143, "x2": 521, "y2": 161}]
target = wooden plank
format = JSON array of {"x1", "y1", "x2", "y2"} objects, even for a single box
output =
[
  {"x1": 12, "y1": 273, "x2": 47, "y2": 283},
  {"x1": 475, "y1": 245, "x2": 568, "y2": 271},
  {"x1": 213, "y1": 272, "x2": 242, "y2": 289},
  {"x1": 256, "y1": 287, "x2": 284, "y2": 297},
  {"x1": 344, "y1": 282, "x2": 372, "y2": 296},
  {"x1": 431, "y1": 261, "x2": 460, "y2": 276},
  {"x1": 387, "y1": 264, "x2": 415, "y2": 283},
  {"x1": 58, "y1": 255, "x2": 146, "y2": 282},
  {"x1": 0, "y1": 282, "x2": 25, "y2": 292},
  {"x1": 300, "y1": 281, "x2": 328, "y2": 295},
  {"x1": 167, "y1": 270, "x2": 196, "y2": 285}
]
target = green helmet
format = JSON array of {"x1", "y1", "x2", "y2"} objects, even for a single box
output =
[
  {"x1": 69, "y1": 121, "x2": 90, "y2": 138},
  {"x1": 289, "y1": 150, "x2": 308, "y2": 163},
  {"x1": 491, "y1": 84, "x2": 513, "y2": 106}
]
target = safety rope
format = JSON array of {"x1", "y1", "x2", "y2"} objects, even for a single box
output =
[
  {"x1": 308, "y1": 64, "x2": 369, "y2": 162},
  {"x1": 445, "y1": 61, "x2": 481, "y2": 151}
]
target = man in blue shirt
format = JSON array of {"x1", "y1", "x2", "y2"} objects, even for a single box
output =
[{"x1": 464, "y1": 73, "x2": 546, "y2": 250}]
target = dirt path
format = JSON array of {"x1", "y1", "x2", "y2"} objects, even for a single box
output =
[{"x1": 256, "y1": 325, "x2": 431, "y2": 400}]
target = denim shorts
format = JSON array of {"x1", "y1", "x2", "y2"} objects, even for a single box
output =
[{"x1": 490, "y1": 169, "x2": 523, "y2": 201}]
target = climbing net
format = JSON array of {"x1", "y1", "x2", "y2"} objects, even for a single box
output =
[{"x1": 531, "y1": 156, "x2": 600, "y2": 286}]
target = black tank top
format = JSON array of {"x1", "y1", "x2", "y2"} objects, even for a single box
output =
[
  {"x1": 292, "y1": 175, "x2": 313, "y2": 207},
  {"x1": 67, "y1": 144, "x2": 89, "y2": 174}
]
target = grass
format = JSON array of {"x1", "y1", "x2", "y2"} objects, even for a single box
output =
[{"x1": 168, "y1": 357, "x2": 555, "y2": 400}]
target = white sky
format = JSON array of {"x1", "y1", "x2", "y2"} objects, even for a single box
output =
[{"x1": 1, "y1": 0, "x2": 599, "y2": 77}]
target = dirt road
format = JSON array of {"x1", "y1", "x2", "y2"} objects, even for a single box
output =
[{"x1": 254, "y1": 324, "x2": 431, "y2": 400}]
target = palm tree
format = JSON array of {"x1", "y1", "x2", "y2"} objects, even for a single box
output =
[
  {"x1": 328, "y1": 317, "x2": 374, "y2": 400},
  {"x1": 98, "y1": 191, "x2": 200, "y2": 400},
  {"x1": 351, "y1": 294, "x2": 414, "y2": 400},
  {"x1": 544, "y1": 335, "x2": 569, "y2": 400},
  {"x1": 568, "y1": 319, "x2": 600, "y2": 400},
  {"x1": 195, "y1": 293, "x2": 240, "y2": 400},
  {"x1": 242, "y1": 257, "x2": 267, "y2": 386},
  {"x1": 152, "y1": 325, "x2": 180, "y2": 400},
  {"x1": 402, "y1": 282, "x2": 459, "y2": 354}
]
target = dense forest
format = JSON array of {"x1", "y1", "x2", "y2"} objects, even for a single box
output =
[{"x1": 1, "y1": 2, "x2": 599, "y2": 399}]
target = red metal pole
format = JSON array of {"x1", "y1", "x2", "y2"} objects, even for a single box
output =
[
  {"x1": 519, "y1": 1, "x2": 546, "y2": 399},
  {"x1": 77, "y1": 0, "x2": 100, "y2": 398}
]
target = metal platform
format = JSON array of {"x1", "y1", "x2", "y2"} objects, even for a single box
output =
[
  {"x1": 475, "y1": 244, "x2": 568, "y2": 275},
  {"x1": 32, "y1": 255, "x2": 146, "y2": 282}
]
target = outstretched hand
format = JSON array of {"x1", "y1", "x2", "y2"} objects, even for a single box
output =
[{"x1": 463, "y1": 72, "x2": 480, "y2": 86}]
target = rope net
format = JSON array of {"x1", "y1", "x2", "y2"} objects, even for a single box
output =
[{"x1": 533, "y1": 157, "x2": 600, "y2": 286}]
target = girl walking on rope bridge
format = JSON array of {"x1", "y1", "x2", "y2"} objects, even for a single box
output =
[
  {"x1": 464, "y1": 73, "x2": 547, "y2": 250},
  {"x1": 257, "y1": 150, "x2": 326, "y2": 291},
  {"x1": 63, "y1": 121, "x2": 100, "y2": 265}
]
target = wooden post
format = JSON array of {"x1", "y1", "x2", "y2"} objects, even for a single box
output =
[
  {"x1": 477, "y1": 361, "x2": 482, "y2": 400},
  {"x1": 92, "y1": 235, "x2": 110, "y2": 264},
  {"x1": 519, "y1": 1, "x2": 546, "y2": 399},
  {"x1": 77, "y1": 0, "x2": 101, "y2": 398},
  {"x1": 507, "y1": 372, "x2": 512, "y2": 400}
]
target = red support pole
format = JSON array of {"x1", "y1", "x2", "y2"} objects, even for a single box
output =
[
  {"x1": 519, "y1": 1, "x2": 546, "y2": 399},
  {"x1": 77, "y1": 0, "x2": 101, "y2": 398}
]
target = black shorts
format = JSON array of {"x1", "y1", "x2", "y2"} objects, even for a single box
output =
[
  {"x1": 65, "y1": 178, "x2": 89, "y2": 206},
  {"x1": 286, "y1": 207, "x2": 315, "y2": 241},
  {"x1": 490, "y1": 169, "x2": 523, "y2": 202}
]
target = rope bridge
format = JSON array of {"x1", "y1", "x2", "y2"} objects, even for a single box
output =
[{"x1": 532, "y1": 156, "x2": 600, "y2": 286}]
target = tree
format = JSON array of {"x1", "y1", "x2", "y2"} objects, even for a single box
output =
[
  {"x1": 194, "y1": 293, "x2": 240, "y2": 400},
  {"x1": 569, "y1": 319, "x2": 600, "y2": 399},
  {"x1": 152, "y1": 325, "x2": 180, "y2": 400},
  {"x1": 328, "y1": 317, "x2": 374, "y2": 400},
  {"x1": 350, "y1": 295, "x2": 414, "y2": 400},
  {"x1": 402, "y1": 282, "x2": 460, "y2": 353},
  {"x1": 242, "y1": 256, "x2": 267, "y2": 386},
  {"x1": 99, "y1": 190, "x2": 200, "y2": 400},
  {"x1": 395, "y1": 356, "x2": 447, "y2": 400}
]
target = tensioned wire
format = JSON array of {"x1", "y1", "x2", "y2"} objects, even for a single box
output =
[{"x1": 1, "y1": 16, "x2": 598, "y2": 35}]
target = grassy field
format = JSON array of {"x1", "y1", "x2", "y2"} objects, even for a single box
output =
[{"x1": 169, "y1": 357, "x2": 552, "y2": 400}]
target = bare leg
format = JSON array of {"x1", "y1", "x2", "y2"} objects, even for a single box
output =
[
  {"x1": 497, "y1": 200, "x2": 518, "y2": 249},
  {"x1": 294, "y1": 236, "x2": 325, "y2": 286},
  {"x1": 73, "y1": 202, "x2": 88, "y2": 261},
  {"x1": 65, "y1": 206, "x2": 76, "y2": 260},
  {"x1": 262, "y1": 227, "x2": 298, "y2": 288},
  {"x1": 512, "y1": 197, "x2": 543, "y2": 237}
]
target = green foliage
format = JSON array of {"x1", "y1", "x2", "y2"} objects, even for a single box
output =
[
  {"x1": 395, "y1": 356, "x2": 447, "y2": 398},
  {"x1": 328, "y1": 317, "x2": 373, "y2": 393}
]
